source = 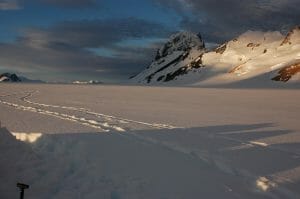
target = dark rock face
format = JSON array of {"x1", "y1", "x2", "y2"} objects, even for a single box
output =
[
  {"x1": 155, "y1": 31, "x2": 205, "y2": 61},
  {"x1": 0, "y1": 73, "x2": 21, "y2": 82},
  {"x1": 164, "y1": 66, "x2": 189, "y2": 82},
  {"x1": 146, "y1": 53, "x2": 185, "y2": 83},
  {"x1": 132, "y1": 31, "x2": 206, "y2": 84},
  {"x1": 272, "y1": 62, "x2": 300, "y2": 82},
  {"x1": 190, "y1": 54, "x2": 204, "y2": 69},
  {"x1": 214, "y1": 43, "x2": 227, "y2": 54},
  {"x1": 10, "y1": 74, "x2": 21, "y2": 82},
  {"x1": 280, "y1": 25, "x2": 300, "y2": 46}
]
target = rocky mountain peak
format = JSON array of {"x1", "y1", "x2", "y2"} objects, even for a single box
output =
[
  {"x1": 155, "y1": 31, "x2": 205, "y2": 61},
  {"x1": 0, "y1": 73, "x2": 21, "y2": 82}
]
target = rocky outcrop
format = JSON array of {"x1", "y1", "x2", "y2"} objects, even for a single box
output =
[
  {"x1": 0, "y1": 73, "x2": 21, "y2": 82},
  {"x1": 155, "y1": 31, "x2": 205, "y2": 61},
  {"x1": 272, "y1": 62, "x2": 300, "y2": 82},
  {"x1": 280, "y1": 26, "x2": 300, "y2": 46},
  {"x1": 214, "y1": 43, "x2": 227, "y2": 54}
]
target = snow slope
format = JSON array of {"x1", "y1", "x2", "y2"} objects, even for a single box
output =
[
  {"x1": 0, "y1": 127, "x2": 278, "y2": 198},
  {"x1": 1, "y1": 84, "x2": 300, "y2": 198},
  {"x1": 132, "y1": 26, "x2": 300, "y2": 87}
]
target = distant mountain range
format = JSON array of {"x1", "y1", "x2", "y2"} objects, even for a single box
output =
[
  {"x1": 131, "y1": 26, "x2": 300, "y2": 87},
  {"x1": 0, "y1": 73, "x2": 104, "y2": 84},
  {"x1": 0, "y1": 73, "x2": 44, "y2": 83},
  {"x1": 72, "y1": 80, "x2": 103, "y2": 85}
]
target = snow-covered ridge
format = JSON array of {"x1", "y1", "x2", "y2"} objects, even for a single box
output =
[{"x1": 132, "y1": 26, "x2": 300, "y2": 86}]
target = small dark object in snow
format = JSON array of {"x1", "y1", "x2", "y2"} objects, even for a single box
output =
[{"x1": 17, "y1": 183, "x2": 29, "y2": 199}]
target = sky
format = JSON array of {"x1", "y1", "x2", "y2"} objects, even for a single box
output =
[{"x1": 0, "y1": 0, "x2": 299, "y2": 82}]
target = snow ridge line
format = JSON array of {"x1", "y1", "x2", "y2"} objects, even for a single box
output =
[{"x1": 22, "y1": 91, "x2": 178, "y2": 130}]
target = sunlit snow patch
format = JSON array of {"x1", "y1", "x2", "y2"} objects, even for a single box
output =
[
  {"x1": 249, "y1": 141, "x2": 269, "y2": 147},
  {"x1": 256, "y1": 177, "x2": 276, "y2": 191},
  {"x1": 11, "y1": 132, "x2": 42, "y2": 143}
]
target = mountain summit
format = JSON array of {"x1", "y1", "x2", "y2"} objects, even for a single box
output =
[
  {"x1": 155, "y1": 31, "x2": 205, "y2": 61},
  {"x1": 0, "y1": 73, "x2": 44, "y2": 83},
  {"x1": 132, "y1": 31, "x2": 205, "y2": 83},
  {"x1": 0, "y1": 73, "x2": 21, "y2": 82}
]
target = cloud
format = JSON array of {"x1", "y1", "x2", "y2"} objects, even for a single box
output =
[
  {"x1": 0, "y1": 18, "x2": 171, "y2": 82},
  {"x1": 156, "y1": 0, "x2": 300, "y2": 42},
  {"x1": 0, "y1": 0, "x2": 21, "y2": 10},
  {"x1": 0, "y1": 41, "x2": 158, "y2": 81},
  {"x1": 0, "y1": 0, "x2": 97, "y2": 10},
  {"x1": 42, "y1": 0, "x2": 97, "y2": 8},
  {"x1": 19, "y1": 18, "x2": 171, "y2": 48}
]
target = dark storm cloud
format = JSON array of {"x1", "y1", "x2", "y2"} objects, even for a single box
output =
[
  {"x1": 0, "y1": 41, "x2": 157, "y2": 80},
  {"x1": 156, "y1": 0, "x2": 300, "y2": 42},
  {"x1": 0, "y1": 18, "x2": 170, "y2": 81},
  {"x1": 0, "y1": 0, "x2": 97, "y2": 10},
  {"x1": 0, "y1": 42, "x2": 98, "y2": 71},
  {"x1": 19, "y1": 18, "x2": 171, "y2": 48},
  {"x1": 42, "y1": 0, "x2": 96, "y2": 8}
]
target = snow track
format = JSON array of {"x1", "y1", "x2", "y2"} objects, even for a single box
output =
[{"x1": 0, "y1": 91, "x2": 177, "y2": 132}]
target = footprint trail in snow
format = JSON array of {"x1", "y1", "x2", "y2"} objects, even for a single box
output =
[{"x1": 0, "y1": 91, "x2": 178, "y2": 132}]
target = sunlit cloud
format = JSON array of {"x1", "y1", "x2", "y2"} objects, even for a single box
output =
[{"x1": 256, "y1": 177, "x2": 276, "y2": 191}]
